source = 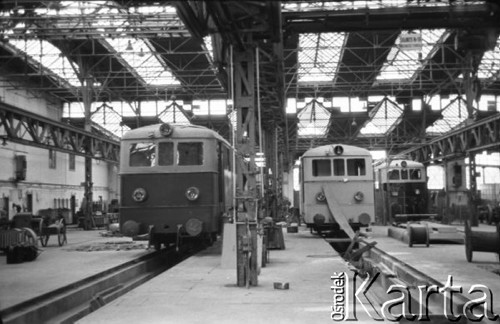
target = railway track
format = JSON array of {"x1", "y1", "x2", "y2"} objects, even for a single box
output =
[
  {"x1": 0, "y1": 245, "x2": 202, "y2": 324},
  {"x1": 346, "y1": 240, "x2": 493, "y2": 323}
]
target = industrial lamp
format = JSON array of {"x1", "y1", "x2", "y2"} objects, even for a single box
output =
[{"x1": 126, "y1": 40, "x2": 133, "y2": 51}]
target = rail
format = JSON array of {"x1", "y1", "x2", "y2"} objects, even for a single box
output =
[{"x1": 0, "y1": 246, "x2": 199, "y2": 324}]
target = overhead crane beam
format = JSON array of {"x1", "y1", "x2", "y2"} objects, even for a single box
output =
[
  {"x1": 400, "y1": 113, "x2": 500, "y2": 163},
  {"x1": 0, "y1": 102, "x2": 120, "y2": 164},
  {"x1": 283, "y1": 3, "x2": 500, "y2": 33}
]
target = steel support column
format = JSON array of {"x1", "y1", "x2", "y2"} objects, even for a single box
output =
[
  {"x1": 233, "y1": 48, "x2": 259, "y2": 287},
  {"x1": 264, "y1": 127, "x2": 278, "y2": 219},
  {"x1": 468, "y1": 152, "x2": 479, "y2": 226},
  {"x1": 82, "y1": 76, "x2": 94, "y2": 230}
]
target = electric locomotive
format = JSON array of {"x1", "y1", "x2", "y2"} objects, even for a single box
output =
[
  {"x1": 119, "y1": 123, "x2": 233, "y2": 250},
  {"x1": 299, "y1": 144, "x2": 374, "y2": 234},
  {"x1": 374, "y1": 159, "x2": 428, "y2": 223}
]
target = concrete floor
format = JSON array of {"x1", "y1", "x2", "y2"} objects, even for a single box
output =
[
  {"x1": 1, "y1": 224, "x2": 499, "y2": 323},
  {"x1": 0, "y1": 227, "x2": 151, "y2": 311},
  {"x1": 77, "y1": 227, "x2": 377, "y2": 324}
]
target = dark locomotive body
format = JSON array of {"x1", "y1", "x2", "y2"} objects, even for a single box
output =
[
  {"x1": 374, "y1": 160, "x2": 429, "y2": 223},
  {"x1": 119, "y1": 123, "x2": 233, "y2": 250}
]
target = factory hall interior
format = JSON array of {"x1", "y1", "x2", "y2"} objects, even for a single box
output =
[{"x1": 1, "y1": 1, "x2": 500, "y2": 323}]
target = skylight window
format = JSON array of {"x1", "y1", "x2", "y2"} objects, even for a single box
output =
[
  {"x1": 477, "y1": 36, "x2": 500, "y2": 80},
  {"x1": 298, "y1": 33, "x2": 346, "y2": 84},
  {"x1": 5, "y1": 1, "x2": 182, "y2": 88},
  {"x1": 359, "y1": 97, "x2": 403, "y2": 136},
  {"x1": 377, "y1": 29, "x2": 449, "y2": 82},
  {"x1": 282, "y1": 1, "x2": 452, "y2": 12},
  {"x1": 426, "y1": 97, "x2": 469, "y2": 135},
  {"x1": 105, "y1": 38, "x2": 180, "y2": 86},
  {"x1": 297, "y1": 99, "x2": 330, "y2": 137},
  {"x1": 203, "y1": 36, "x2": 215, "y2": 62},
  {"x1": 6, "y1": 38, "x2": 81, "y2": 87}
]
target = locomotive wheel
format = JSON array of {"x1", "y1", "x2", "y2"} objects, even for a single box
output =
[
  {"x1": 40, "y1": 234, "x2": 49, "y2": 247},
  {"x1": 22, "y1": 228, "x2": 39, "y2": 247},
  {"x1": 57, "y1": 230, "x2": 67, "y2": 246}
]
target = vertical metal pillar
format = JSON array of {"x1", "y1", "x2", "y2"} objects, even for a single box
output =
[
  {"x1": 82, "y1": 76, "x2": 93, "y2": 229},
  {"x1": 264, "y1": 127, "x2": 278, "y2": 219},
  {"x1": 462, "y1": 50, "x2": 481, "y2": 227},
  {"x1": 468, "y1": 152, "x2": 479, "y2": 226},
  {"x1": 233, "y1": 48, "x2": 259, "y2": 287}
]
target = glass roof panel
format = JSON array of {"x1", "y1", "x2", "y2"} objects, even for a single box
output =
[
  {"x1": 282, "y1": 1, "x2": 465, "y2": 12},
  {"x1": 7, "y1": 38, "x2": 81, "y2": 87},
  {"x1": 376, "y1": 29, "x2": 449, "y2": 82},
  {"x1": 4, "y1": 1, "x2": 182, "y2": 88},
  {"x1": 106, "y1": 38, "x2": 180, "y2": 86},
  {"x1": 359, "y1": 98, "x2": 403, "y2": 135},
  {"x1": 158, "y1": 103, "x2": 191, "y2": 125},
  {"x1": 91, "y1": 103, "x2": 129, "y2": 138},
  {"x1": 297, "y1": 99, "x2": 330, "y2": 137},
  {"x1": 477, "y1": 36, "x2": 500, "y2": 80},
  {"x1": 298, "y1": 33, "x2": 346, "y2": 84},
  {"x1": 426, "y1": 97, "x2": 469, "y2": 135}
]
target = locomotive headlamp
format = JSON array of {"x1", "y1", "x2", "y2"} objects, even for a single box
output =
[
  {"x1": 354, "y1": 191, "x2": 364, "y2": 202},
  {"x1": 358, "y1": 213, "x2": 371, "y2": 225},
  {"x1": 122, "y1": 220, "x2": 140, "y2": 237},
  {"x1": 313, "y1": 213, "x2": 326, "y2": 225},
  {"x1": 333, "y1": 145, "x2": 344, "y2": 155},
  {"x1": 185, "y1": 186, "x2": 200, "y2": 201},
  {"x1": 185, "y1": 218, "x2": 203, "y2": 236},
  {"x1": 315, "y1": 192, "x2": 326, "y2": 202},
  {"x1": 401, "y1": 160, "x2": 407, "y2": 168},
  {"x1": 159, "y1": 123, "x2": 173, "y2": 137},
  {"x1": 132, "y1": 187, "x2": 147, "y2": 202}
]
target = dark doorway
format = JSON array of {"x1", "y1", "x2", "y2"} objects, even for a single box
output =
[
  {"x1": 70, "y1": 195, "x2": 76, "y2": 224},
  {"x1": 26, "y1": 193, "x2": 33, "y2": 212}
]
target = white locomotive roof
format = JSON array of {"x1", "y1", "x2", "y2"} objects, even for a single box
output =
[
  {"x1": 375, "y1": 159, "x2": 424, "y2": 169},
  {"x1": 122, "y1": 123, "x2": 228, "y2": 144},
  {"x1": 302, "y1": 144, "x2": 370, "y2": 158}
]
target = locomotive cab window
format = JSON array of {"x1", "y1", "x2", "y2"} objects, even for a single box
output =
[
  {"x1": 158, "y1": 142, "x2": 174, "y2": 166},
  {"x1": 347, "y1": 158, "x2": 366, "y2": 176},
  {"x1": 129, "y1": 142, "x2": 156, "y2": 167},
  {"x1": 178, "y1": 142, "x2": 203, "y2": 165},
  {"x1": 312, "y1": 159, "x2": 331, "y2": 177},
  {"x1": 410, "y1": 169, "x2": 422, "y2": 180},
  {"x1": 333, "y1": 158, "x2": 345, "y2": 176},
  {"x1": 401, "y1": 169, "x2": 409, "y2": 180},
  {"x1": 388, "y1": 169, "x2": 400, "y2": 180}
]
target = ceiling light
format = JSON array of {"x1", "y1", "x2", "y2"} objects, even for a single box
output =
[{"x1": 126, "y1": 40, "x2": 133, "y2": 51}]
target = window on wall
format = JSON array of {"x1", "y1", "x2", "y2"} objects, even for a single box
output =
[
  {"x1": 49, "y1": 149, "x2": 57, "y2": 169},
  {"x1": 69, "y1": 153, "x2": 75, "y2": 171}
]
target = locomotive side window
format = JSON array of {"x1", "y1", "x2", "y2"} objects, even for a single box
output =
[
  {"x1": 388, "y1": 169, "x2": 400, "y2": 180},
  {"x1": 347, "y1": 158, "x2": 366, "y2": 176},
  {"x1": 312, "y1": 159, "x2": 331, "y2": 177},
  {"x1": 333, "y1": 158, "x2": 345, "y2": 176},
  {"x1": 410, "y1": 169, "x2": 422, "y2": 180},
  {"x1": 129, "y1": 142, "x2": 156, "y2": 167},
  {"x1": 158, "y1": 142, "x2": 174, "y2": 166},
  {"x1": 178, "y1": 142, "x2": 203, "y2": 165}
]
